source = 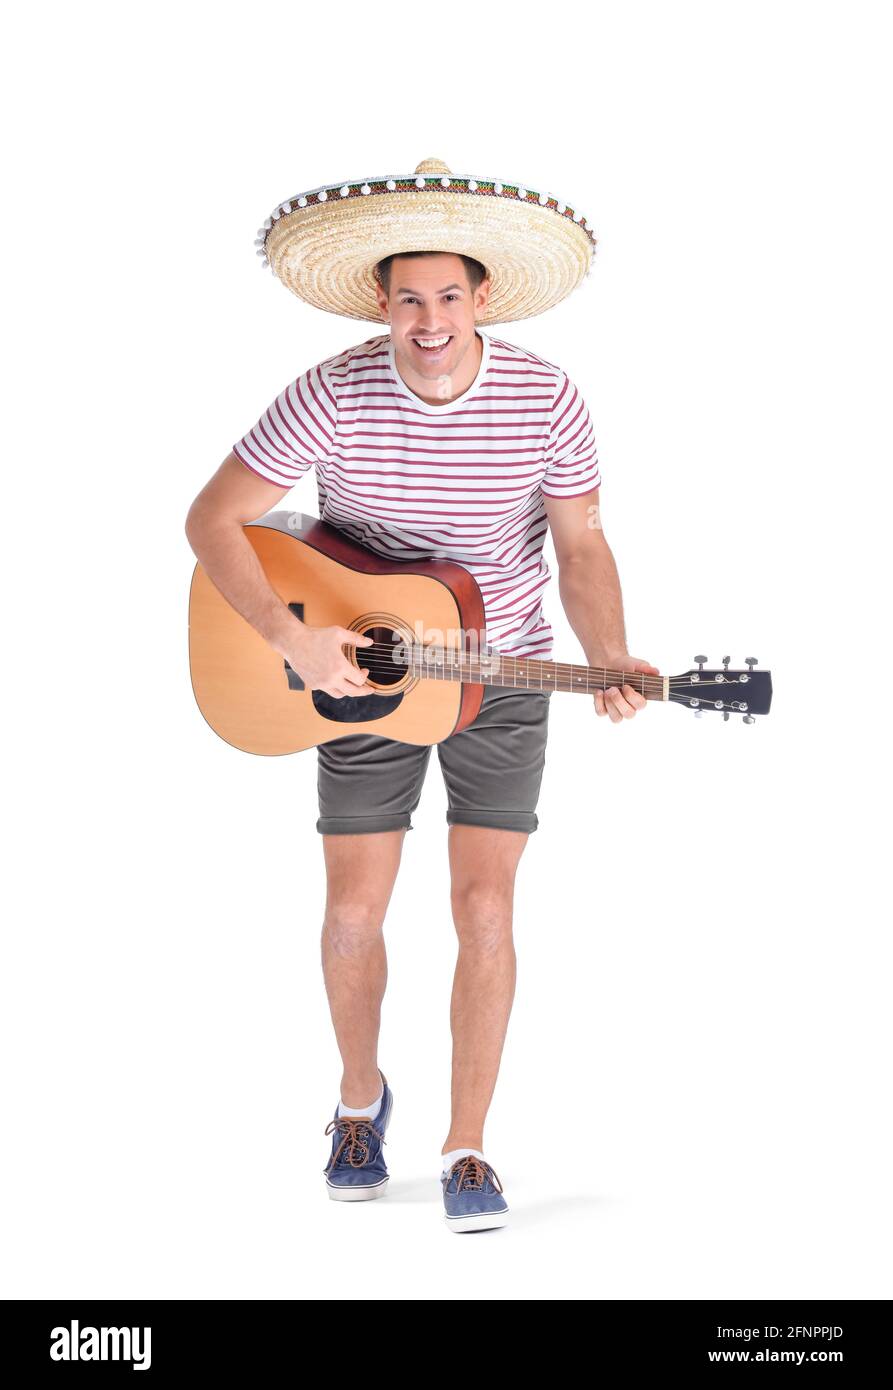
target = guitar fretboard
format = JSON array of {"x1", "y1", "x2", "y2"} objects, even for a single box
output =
[{"x1": 395, "y1": 645, "x2": 666, "y2": 699}]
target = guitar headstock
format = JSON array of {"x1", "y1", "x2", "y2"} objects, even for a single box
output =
[{"x1": 669, "y1": 656, "x2": 772, "y2": 722}]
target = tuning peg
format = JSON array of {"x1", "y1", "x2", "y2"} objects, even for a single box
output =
[
  {"x1": 744, "y1": 657, "x2": 758, "y2": 671},
  {"x1": 742, "y1": 714, "x2": 755, "y2": 724},
  {"x1": 723, "y1": 711, "x2": 730, "y2": 721},
  {"x1": 694, "y1": 654, "x2": 708, "y2": 671},
  {"x1": 722, "y1": 656, "x2": 730, "y2": 670},
  {"x1": 694, "y1": 710, "x2": 703, "y2": 718}
]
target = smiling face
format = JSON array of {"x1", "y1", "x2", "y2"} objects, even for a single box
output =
[{"x1": 373, "y1": 253, "x2": 491, "y2": 400}]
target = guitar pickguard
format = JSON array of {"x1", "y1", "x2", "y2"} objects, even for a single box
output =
[{"x1": 311, "y1": 689, "x2": 405, "y2": 723}]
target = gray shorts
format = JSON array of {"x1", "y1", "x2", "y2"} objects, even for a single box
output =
[{"x1": 316, "y1": 685, "x2": 551, "y2": 835}]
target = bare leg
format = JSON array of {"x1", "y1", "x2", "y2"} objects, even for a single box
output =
[
  {"x1": 441, "y1": 825, "x2": 530, "y2": 1155},
  {"x1": 320, "y1": 830, "x2": 405, "y2": 1107}
]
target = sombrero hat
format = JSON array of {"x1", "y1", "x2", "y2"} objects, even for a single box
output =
[{"x1": 254, "y1": 156, "x2": 597, "y2": 325}]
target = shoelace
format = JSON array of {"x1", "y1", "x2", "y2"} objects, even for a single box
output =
[
  {"x1": 445, "y1": 1155, "x2": 504, "y2": 1193},
  {"x1": 324, "y1": 1116, "x2": 385, "y2": 1170}
]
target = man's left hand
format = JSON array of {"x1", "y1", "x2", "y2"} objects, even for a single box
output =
[{"x1": 593, "y1": 655, "x2": 660, "y2": 723}]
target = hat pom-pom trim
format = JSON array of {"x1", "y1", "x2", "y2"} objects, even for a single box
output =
[{"x1": 257, "y1": 175, "x2": 596, "y2": 263}]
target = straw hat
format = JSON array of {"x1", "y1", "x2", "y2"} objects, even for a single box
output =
[{"x1": 253, "y1": 157, "x2": 597, "y2": 325}]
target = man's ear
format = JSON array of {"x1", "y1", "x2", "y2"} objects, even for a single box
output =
[{"x1": 371, "y1": 274, "x2": 389, "y2": 321}]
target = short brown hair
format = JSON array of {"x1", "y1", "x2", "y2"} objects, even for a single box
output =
[{"x1": 375, "y1": 250, "x2": 488, "y2": 298}]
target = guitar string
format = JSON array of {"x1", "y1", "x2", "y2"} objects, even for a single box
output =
[
  {"x1": 323, "y1": 652, "x2": 739, "y2": 697},
  {"x1": 339, "y1": 653, "x2": 666, "y2": 688},
  {"x1": 337, "y1": 652, "x2": 733, "y2": 689},
  {"x1": 337, "y1": 640, "x2": 744, "y2": 687},
  {"x1": 338, "y1": 651, "x2": 740, "y2": 691},
  {"x1": 344, "y1": 638, "x2": 749, "y2": 682},
  {"x1": 314, "y1": 659, "x2": 748, "y2": 708}
]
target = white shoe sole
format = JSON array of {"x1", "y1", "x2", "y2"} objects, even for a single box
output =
[
  {"x1": 326, "y1": 1176, "x2": 389, "y2": 1201},
  {"x1": 444, "y1": 1207, "x2": 510, "y2": 1232}
]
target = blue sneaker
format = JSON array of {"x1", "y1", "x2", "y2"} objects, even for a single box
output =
[
  {"x1": 323, "y1": 1069, "x2": 392, "y2": 1201},
  {"x1": 441, "y1": 1154, "x2": 509, "y2": 1232}
]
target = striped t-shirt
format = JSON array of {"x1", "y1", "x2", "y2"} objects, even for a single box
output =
[{"x1": 232, "y1": 328, "x2": 601, "y2": 658}]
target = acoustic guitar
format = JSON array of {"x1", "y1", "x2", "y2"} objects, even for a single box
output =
[{"x1": 187, "y1": 509, "x2": 773, "y2": 755}]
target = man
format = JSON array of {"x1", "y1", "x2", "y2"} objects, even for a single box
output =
[{"x1": 185, "y1": 159, "x2": 658, "y2": 1233}]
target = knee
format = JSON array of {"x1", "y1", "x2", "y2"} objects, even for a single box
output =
[
  {"x1": 323, "y1": 899, "x2": 385, "y2": 955},
  {"x1": 450, "y1": 882, "x2": 514, "y2": 950}
]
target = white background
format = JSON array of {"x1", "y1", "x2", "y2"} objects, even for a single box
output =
[{"x1": 3, "y1": 0, "x2": 890, "y2": 1299}]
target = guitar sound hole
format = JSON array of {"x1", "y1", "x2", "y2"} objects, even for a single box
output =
[{"x1": 361, "y1": 626, "x2": 406, "y2": 688}]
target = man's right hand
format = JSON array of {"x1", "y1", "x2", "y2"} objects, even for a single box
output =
[{"x1": 280, "y1": 625, "x2": 375, "y2": 698}]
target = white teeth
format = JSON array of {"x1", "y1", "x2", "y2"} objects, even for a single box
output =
[{"x1": 415, "y1": 335, "x2": 450, "y2": 348}]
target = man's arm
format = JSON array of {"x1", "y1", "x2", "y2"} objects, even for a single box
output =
[
  {"x1": 543, "y1": 486, "x2": 658, "y2": 721},
  {"x1": 185, "y1": 454, "x2": 373, "y2": 697},
  {"x1": 185, "y1": 452, "x2": 303, "y2": 656},
  {"x1": 542, "y1": 486, "x2": 628, "y2": 665}
]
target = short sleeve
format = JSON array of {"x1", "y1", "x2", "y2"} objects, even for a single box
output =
[
  {"x1": 540, "y1": 370, "x2": 601, "y2": 497},
  {"x1": 232, "y1": 359, "x2": 337, "y2": 487}
]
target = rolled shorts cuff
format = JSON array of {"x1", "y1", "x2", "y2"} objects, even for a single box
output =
[
  {"x1": 316, "y1": 813, "x2": 413, "y2": 836},
  {"x1": 446, "y1": 809, "x2": 539, "y2": 833}
]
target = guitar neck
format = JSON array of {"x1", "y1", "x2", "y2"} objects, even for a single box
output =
[{"x1": 402, "y1": 647, "x2": 667, "y2": 699}]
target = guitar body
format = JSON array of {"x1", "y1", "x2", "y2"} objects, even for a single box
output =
[
  {"x1": 188, "y1": 510, "x2": 487, "y2": 755},
  {"x1": 189, "y1": 509, "x2": 772, "y2": 753}
]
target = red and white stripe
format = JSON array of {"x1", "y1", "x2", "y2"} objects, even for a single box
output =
[{"x1": 233, "y1": 329, "x2": 600, "y2": 657}]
